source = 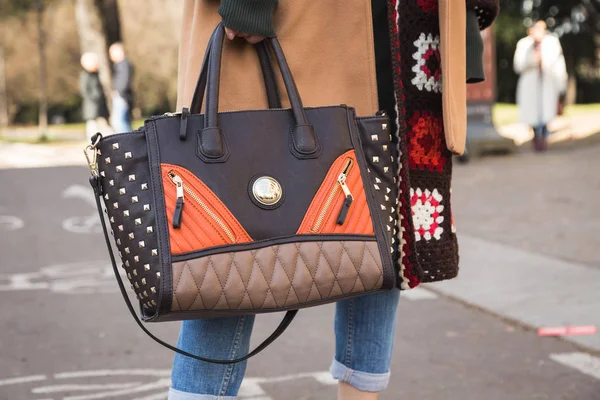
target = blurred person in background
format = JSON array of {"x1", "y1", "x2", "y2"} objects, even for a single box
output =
[
  {"x1": 514, "y1": 20, "x2": 567, "y2": 152},
  {"x1": 79, "y1": 52, "x2": 110, "y2": 141},
  {"x1": 109, "y1": 42, "x2": 134, "y2": 133}
]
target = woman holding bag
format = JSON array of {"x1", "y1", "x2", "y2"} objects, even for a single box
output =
[{"x1": 170, "y1": 1, "x2": 498, "y2": 399}]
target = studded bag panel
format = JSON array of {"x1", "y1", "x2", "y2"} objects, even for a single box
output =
[
  {"x1": 297, "y1": 150, "x2": 374, "y2": 236},
  {"x1": 96, "y1": 132, "x2": 162, "y2": 315},
  {"x1": 161, "y1": 164, "x2": 253, "y2": 255},
  {"x1": 170, "y1": 240, "x2": 384, "y2": 312},
  {"x1": 356, "y1": 116, "x2": 399, "y2": 264}
]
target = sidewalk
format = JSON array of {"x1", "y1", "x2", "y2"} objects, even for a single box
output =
[
  {"x1": 1, "y1": 112, "x2": 599, "y2": 169},
  {"x1": 498, "y1": 112, "x2": 600, "y2": 146},
  {"x1": 0, "y1": 141, "x2": 87, "y2": 169}
]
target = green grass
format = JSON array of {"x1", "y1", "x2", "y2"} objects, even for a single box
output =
[
  {"x1": 493, "y1": 104, "x2": 520, "y2": 127},
  {"x1": 493, "y1": 103, "x2": 600, "y2": 127}
]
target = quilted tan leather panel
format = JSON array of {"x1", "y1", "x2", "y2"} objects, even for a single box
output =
[{"x1": 171, "y1": 241, "x2": 384, "y2": 312}]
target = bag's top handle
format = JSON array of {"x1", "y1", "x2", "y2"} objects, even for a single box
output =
[
  {"x1": 189, "y1": 29, "x2": 282, "y2": 117},
  {"x1": 197, "y1": 23, "x2": 320, "y2": 161}
]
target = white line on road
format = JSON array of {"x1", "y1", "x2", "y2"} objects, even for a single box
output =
[
  {"x1": 132, "y1": 392, "x2": 169, "y2": 400},
  {"x1": 0, "y1": 375, "x2": 47, "y2": 387},
  {"x1": 2, "y1": 369, "x2": 337, "y2": 399},
  {"x1": 64, "y1": 378, "x2": 171, "y2": 400},
  {"x1": 550, "y1": 352, "x2": 600, "y2": 381},
  {"x1": 238, "y1": 380, "x2": 268, "y2": 397},
  {"x1": 402, "y1": 287, "x2": 438, "y2": 301},
  {"x1": 63, "y1": 185, "x2": 97, "y2": 208},
  {"x1": 313, "y1": 372, "x2": 338, "y2": 385},
  {"x1": 33, "y1": 383, "x2": 140, "y2": 393},
  {"x1": 249, "y1": 371, "x2": 338, "y2": 385},
  {"x1": 54, "y1": 369, "x2": 171, "y2": 379}
]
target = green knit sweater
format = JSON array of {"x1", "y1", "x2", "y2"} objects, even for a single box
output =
[{"x1": 218, "y1": 0, "x2": 485, "y2": 82}]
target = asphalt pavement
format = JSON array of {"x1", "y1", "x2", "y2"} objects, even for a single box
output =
[{"x1": 1, "y1": 143, "x2": 599, "y2": 399}]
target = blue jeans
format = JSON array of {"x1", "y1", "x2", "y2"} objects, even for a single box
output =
[
  {"x1": 533, "y1": 124, "x2": 549, "y2": 139},
  {"x1": 111, "y1": 95, "x2": 132, "y2": 133},
  {"x1": 169, "y1": 289, "x2": 400, "y2": 399}
]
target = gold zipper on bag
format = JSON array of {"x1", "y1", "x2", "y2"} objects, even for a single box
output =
[
  {"x1": 311, "y1": 159, "x2": 354, "y2": 233},
  {"x1": 168, "y1": 172, "x2": 237, "y2": 243}
]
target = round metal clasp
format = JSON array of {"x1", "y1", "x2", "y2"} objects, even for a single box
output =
[{"x1": 251, "y1": 176, "x2": 284, "y2": 209}]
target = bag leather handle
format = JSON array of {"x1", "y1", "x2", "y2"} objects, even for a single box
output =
[
  {"x1": 89, "y1": 173, "x2": 297, "y2": 365},
  {"x1": 189, "y1": 30, "x2": 282, "y2": 116},
  {"x1": 198, "y1": 23, "x2": 319, "y2": 161}
]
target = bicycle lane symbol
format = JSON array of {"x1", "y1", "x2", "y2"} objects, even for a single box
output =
[
  {"x1": 0, "y1": 261, "x2": 116, "y2": 294},
  {"x1": 62, "y1": 185, "x2": 102, "y2": 234}
]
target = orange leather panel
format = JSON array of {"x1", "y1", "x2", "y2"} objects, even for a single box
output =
[
  {"x1": 161, "y1": 164, "x2": 252, "y2": 255},
  {"x1": 297, "y1": 150, "x2": 375, "y2": 235}
]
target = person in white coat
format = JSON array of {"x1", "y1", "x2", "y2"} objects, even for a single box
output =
[{"x1": 514, "y1": 21, "x2": 567, "y2": 151}]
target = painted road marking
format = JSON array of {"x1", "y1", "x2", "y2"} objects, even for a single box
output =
[
  {"x1": 32, "y1": 383, "x2": 140, "y2": 394},
  {"x1": 0, "y1": 375, "x2": 47, "y2": 387},
  {"x1": 1, "y1": 369, "x2": 337, "y2": 399},
  {"x1": 0, "y1": 215, "x2": 24, "y2": 231},
  {"x1": 62, "y1": 185, "x2": 102, "y2": 234},
  {"x1": 63, "y1": 185, "x2": 97, "y2": 208},
  {"x1": 64, "y1": 379, "x2": 172, "y2": 400},
  {"x1": 550, "y1": 352, "x2": 600, "y2": 381},
  {"x1": 133, "y1": 393, "x2": 169, "y2": 400},
  {"x1": 0, "y1": 261, "x2": 115, "y2": 294},
  {"x1": 132, "y1": 393, "x2": 169, "y2": 400},
  {"x1": 402, "y1": 287, "x2": 438, "y2": 301},
  {"x1": 54, "y1": 370, "x2": 171, "y2": 379}
]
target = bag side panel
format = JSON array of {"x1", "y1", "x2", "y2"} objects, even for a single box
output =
[{"x1": 96, "y1": 130, "x2": 164, "y2": 317}]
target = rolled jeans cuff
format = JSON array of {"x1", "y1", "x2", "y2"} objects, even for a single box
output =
[
  {"x1": 168, "y1": 387, "x2": 236, "y2": 400},
  {"x1": 329, "y1": 358, "x2": 391, "y2": 392}
]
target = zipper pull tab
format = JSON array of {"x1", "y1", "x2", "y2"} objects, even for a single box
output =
[
  {"x1": 173, "y1": 198, "x2": 184, "y2": 229},
  {"x1": 170, "y1": 173, "x2": 185, "y2": 229},
  {"x1": 336, "y1": 173, "x2": 354, "y2": 225},
  {"x1": 337, "y1": 195, "x2": 354, "y2": 225}
]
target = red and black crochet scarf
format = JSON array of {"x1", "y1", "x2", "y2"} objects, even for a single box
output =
[{"x1": 387, "y1": 0, "x2": 498, "y2": 289}]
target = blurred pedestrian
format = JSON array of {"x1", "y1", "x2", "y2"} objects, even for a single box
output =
[
  {"x1": 514, "y1": 21, "x2": 567, "y2": 152},
  {"x1": 108, "y1": 42, "x2": 134, "y2": 133},
  {"x1": 79, "y1": 52, "x2": 110, "y2": 141}
]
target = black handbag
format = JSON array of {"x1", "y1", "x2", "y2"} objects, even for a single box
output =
[{"x1": 86, "y1": 23, "x2": 399, "y2": 364}]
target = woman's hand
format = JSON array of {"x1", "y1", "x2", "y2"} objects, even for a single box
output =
[{"x1": 225, "y1": 27, "x2": 265, "y2": 44}]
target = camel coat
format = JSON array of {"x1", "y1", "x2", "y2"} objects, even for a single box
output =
[{"x1": 176, "y1": 0, "x2": 467, "y2": 154}]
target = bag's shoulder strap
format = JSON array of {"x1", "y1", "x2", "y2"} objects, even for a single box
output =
[{"x1": 89, "y1": 174, "x2": 297, "y2": 365}]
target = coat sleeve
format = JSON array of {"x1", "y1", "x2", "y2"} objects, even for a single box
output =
[
  {"x1": 113, "y1": 62, "x2": 132, "y2": 97},
  {"x1": 513, "y1": 38, "x2": 537, "y2": 75},
  {"x1": 466, "y1": 9, "x2": 484, "y2": 83},
  {"x1": 79, "y1": 72, "x2": 88, "y2": 99},
  {"x1": 218, "y1": 0, "x2": 278, "y2": 37},
  {"x1": 552, "y1": 37, "x2": 568, "y2": 93}
]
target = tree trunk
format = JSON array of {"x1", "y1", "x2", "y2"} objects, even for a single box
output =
[
  {"x1": 565, "y1": 56, "x2": 578, "y2": 105},
  {"x1": 95, "y1": 0, "x2": 122, "y2": 46},
  {"x1": 37, "y1": 0, "x2": 48, "y2": 135},
  {"x1": 0, "y1": 45, "x2": 8, "y2": 130},
  {"x1": 75, "y1": 0, "x2": 112, "y2": 108},
  {"x1": 567, "y1": 74, "x2": 577, "y2": 105}
]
